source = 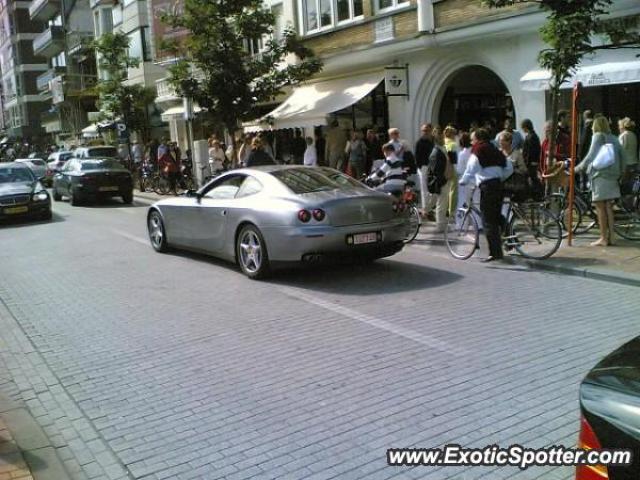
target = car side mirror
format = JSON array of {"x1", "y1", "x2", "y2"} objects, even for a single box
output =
[{"x1": 195, "y1": 192, "x2": 203, "y2": 203}]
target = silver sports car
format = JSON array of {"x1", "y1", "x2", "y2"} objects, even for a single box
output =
[{"x1": 147, "y1": 166, "x2": 409, "y2": 278}]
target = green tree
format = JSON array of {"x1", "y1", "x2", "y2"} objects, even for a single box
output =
[
  {"x1": 93, "y1": 32, "x2": 157, "y2": 143},
  {"x1": 160, "y1": 0, "x2": 322, "y2": 151},
  {"x1": 484, "y1": 0, "x2": 640, "y2": 176}
]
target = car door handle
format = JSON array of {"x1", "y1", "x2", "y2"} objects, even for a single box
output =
[{"x1": 221, "y1": 210, "x2": 227, "y2": 216}]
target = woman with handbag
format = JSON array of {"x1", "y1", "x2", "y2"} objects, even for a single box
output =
[{"x1": 575, "y1": 115, "x2": 625, "y2": 246}]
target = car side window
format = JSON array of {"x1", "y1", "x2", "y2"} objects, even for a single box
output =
[
  {"x1": 204, "y1": 176, "x2": 245, "y2": 200},
  {"x1": 235, "y1": 176, "x2": 263, "y2": 199}
]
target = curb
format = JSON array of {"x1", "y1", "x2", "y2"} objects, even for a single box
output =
[{"x1": 501, "y1": 256, "x2": 640, "y2": 287}]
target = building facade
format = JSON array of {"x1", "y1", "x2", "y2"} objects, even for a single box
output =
[{"x1": 0, "y1": 0, "x2": 48, "y2": 141}]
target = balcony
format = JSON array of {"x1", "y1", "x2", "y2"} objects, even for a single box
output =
[
  {"x1": 67, "y1": 32, "x2": 94, "y2": 57},
  {"x1": 36, "y1": 67, "x2": 66, "y2": 92},
  {"x1": 33, "y1": 26, "x2": 65, "y2": 58},
  {"x1": 29, "y1": 0, "x2": 61, "y2": 22},
  {"x1": 156, "y1": 78, "x2": 180, "y2": 105},
  {"x1": 64, "y1": 73, "x2": 98, "y2": 96}
]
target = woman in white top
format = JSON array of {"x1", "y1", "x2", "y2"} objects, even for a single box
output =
[
  {"x1": 618, "y1": 117, "x2": 638, "y2": 173},
  {"x1": 303, "y1": 137, "x2": 317, "y2": 166},
  {"x1": 208, "y1": 139, "x2": 226, "y2": 174},
  {"x1": 455, "y1": 132, "x2": 482, "y2": 227}
]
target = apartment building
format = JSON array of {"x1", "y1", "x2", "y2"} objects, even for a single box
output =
[
  {"x1": 255, "y1": 0, "x2": 640, "y2": 146},
  {"x1": 30, "y1": 0, "x2": 96, "y2": 144},
  {"x1": 91, "y1": 0, "x2": 166, "y2": 140},
  {"x1": 0, "y1": 0, "x2": 48, "y2": 141}
]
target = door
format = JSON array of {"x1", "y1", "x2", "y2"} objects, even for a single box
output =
[{"x1": 184, "y1": 175, "x2": 246, "y2": 253}]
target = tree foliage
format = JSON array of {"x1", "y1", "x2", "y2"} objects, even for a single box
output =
[
  {"x1": 160, "y1": 0, "x2": 323, "y2": 135},
  {"x1": 483, "y1": 0, "x2": 640, "y2": 174},
  {"x1": 93, "y1": 32, "x2": 157, "y2": 142}
]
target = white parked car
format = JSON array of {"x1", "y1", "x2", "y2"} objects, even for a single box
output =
[{"x1": 73, "y1": 146, "x2": 119, "y2": 160}]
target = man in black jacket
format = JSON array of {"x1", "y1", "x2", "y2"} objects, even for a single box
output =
[
  {"x1": 415, "y1": 123, "x2": 434, "y2": 215},
  {"x1": 521, "y1": 119, "x2": 541, "y2": 180},
  {"x1": 245, "y1": 138, "x2": 276, "y2": 167}
]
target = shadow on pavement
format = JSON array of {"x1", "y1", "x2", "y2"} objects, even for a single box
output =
[
  {"x1": 57, "y1": 197, "x2": 143, "y2": 209},
  {"x1": 0, "y1": 212, "x2": 64, "y2": 229},
  {"x1": 271, "y1": 258, "x2": 463, "y2": 294}
]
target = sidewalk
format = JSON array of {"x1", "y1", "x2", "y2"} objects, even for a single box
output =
[
  {"x1": 0, "y1": 413, "x2": 34, "y2": 480},
  {"x1": 133, "y1": 190, "x2": 640, "y2": 286},
  {"x1": 414, "y1": 223, "x2": 640, "y2": 287}
]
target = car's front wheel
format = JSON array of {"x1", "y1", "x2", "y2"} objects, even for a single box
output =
[
  {"x1": 69, "y1": 187, "x2": 81, "y2": 206},
  {"x1": 52, "y1": 188, "x2": 62, "y2": 201},
  {"x1": 236, "y1": 225, "x2": 270, "y2": 279},
  {"x1": 148, "y1": 210, "x2": 168, "y2": 252},
  {"x1": 122, "y1": 191, "x2": 133, "y2": 204}
]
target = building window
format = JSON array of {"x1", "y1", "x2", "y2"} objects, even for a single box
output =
[
  {"x1": 375, "y1": 0, "x2": 409, "y2": 13},
  {"x1": 302, "y1": 0, "x2": 363, "y2": 33}
]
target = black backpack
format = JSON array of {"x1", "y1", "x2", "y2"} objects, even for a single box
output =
[{"x1": 426, "y1": 148, "x2": 447, "y2": 194}]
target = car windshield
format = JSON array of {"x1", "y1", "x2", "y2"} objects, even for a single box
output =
[
  {"x1": 271, "y1": 168, "x2": 360, "y2": 194},
  {"x1": 87, "y1": 147, "x2": 118, "y2": 158},
  {"x1": 0, "y1": 167, "x2": 34, "y2": 183},
  {"x1": 81, "y1": 160, "x2": 123, "y2": 171}
]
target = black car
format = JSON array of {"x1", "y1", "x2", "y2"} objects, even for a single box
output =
[
  {"x1": 0, "y1": 162, "x2": 52, "y2": 221},
  {"x1": 52, "y1": 158, "x2": 133, "y2": 206},
  {"x1": 577, "y1": 336, "x2": 640, "y2": 480}
]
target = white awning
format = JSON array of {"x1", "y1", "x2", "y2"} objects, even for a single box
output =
[
  {"x1": 161, "y1": 105, "x2": 202, "y2": 121},
  {"x1": 258, "y1": 71, "x2": 384, "y2": 130},
  {"x1": 521, "y1": 61, "x2": 640, "y2": 91}
]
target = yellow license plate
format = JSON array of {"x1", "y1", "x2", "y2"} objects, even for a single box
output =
[{"x1": 4, "y1": 206, "x2": 28, "y2": 214}]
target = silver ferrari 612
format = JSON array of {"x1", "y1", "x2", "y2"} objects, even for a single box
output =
[{"x1": 147, "y1": 166, "x2": 409, "y2": 278}]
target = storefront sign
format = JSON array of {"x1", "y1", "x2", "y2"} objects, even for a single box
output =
[
  {"x1": 385, "y1": 66, "x2": 408, "y2": 97},
  {"x1": 585, "y1": 72, "x2": 611, "y2": 86},
  {"x1": 375, "y1": 18, "x2": 394, "y2": 43}
]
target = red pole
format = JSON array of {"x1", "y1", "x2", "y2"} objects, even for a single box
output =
[{"x1": 568, "y1": 83, "x2": 580, "y2": 246}]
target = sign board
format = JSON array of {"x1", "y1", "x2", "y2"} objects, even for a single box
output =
[
  {"x1": 374, "y1": 17, "x2": 394, "y2": 43},
  {"x1": 385, "y1": 66, "x2": 409, "y2": 97}
]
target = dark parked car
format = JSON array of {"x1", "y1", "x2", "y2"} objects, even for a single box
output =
[
  {"x1": 0, "y1": 162, "x2": 51, "y2": 221},
  {"x1": 577, "y1": 336, "x2": 640, "y2": 480},
  {"x1": 52, "y1": 158, "x2": 133, "y2": 206}
]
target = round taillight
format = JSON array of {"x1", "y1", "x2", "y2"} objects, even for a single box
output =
[
  {"x1": 312, "y1": 209, "x2": 325, "y2": 221},
  {"x1": 298, "y1": 209, "x2": 311, "y2": 223}
]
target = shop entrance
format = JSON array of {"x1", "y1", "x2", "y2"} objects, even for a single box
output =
[{"x1": 438, "y1": 66, "x2": 513, "y2": 131}]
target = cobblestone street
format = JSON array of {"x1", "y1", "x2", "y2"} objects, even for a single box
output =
[{"x1": 0, "y1": 198, "x2": 638, "y2": 480}]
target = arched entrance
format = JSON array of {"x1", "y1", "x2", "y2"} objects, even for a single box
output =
[{"x1": 438, "y1": 66, "x2": 514, "y2": 131}]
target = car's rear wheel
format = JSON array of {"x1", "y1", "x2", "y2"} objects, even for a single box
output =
[
  {"x1": 122, "y1": 191, "x2": 133, "y2": 204},
  {"x1": 148, "y1": 210, "x2": 168, "y2": 252},
  {"x1": 52, "y1": 188, "x2": 62, "y2": 201},
  {"x1": 69, "y1": 187, "x2": 81, "y2": 206},
  {"x1": 236, "y1": 225, "x2": 270, "y2": 279}
]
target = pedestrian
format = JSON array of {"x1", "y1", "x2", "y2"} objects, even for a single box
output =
[
  {"x1": 494, "y1": 118, "x2": 524, "y2": 150},
  {"x1": 345, "y1": 131, "x2": 367, "y2": 178},
  {"x1": 618, "y1": 117, "x2": 638, "y2": 174},
  {"x1": 540, "y1": 121, "x2": 569, "y2": 188},
  {"x1": 132, "y1": 141, "x2": 143, "y2": 167},
  {"x1": 364, "y1": 129, "x2": 382, "y2": 175},
  {"x1": 426, "y1": 128, "x2": 454, "y2": 233},
  {"x1": 575, "y1": 115, "x2": 625, "y2": 246},
  {"x1": 315, "y1": 131, "x2": 326, "y2": 167},
  {"x1": 499, "y1": 132, "x2": 527, "y2": 175},
  {"x1": 325, "y1": 120, "x2": 347, "y2": 171},
  {"x1": 245, "y1": 137, "x2": 275, "y2": 167},
  {"x1": 208, "y1": 139, "x2": 226, "y2": 175},
  {"x1": 238, "y1": 135, "x2": 252, "y2": 167},
  {"x1": 520, "y1": 119, "x2": 541, "y2": 182},
  {"x1": 455, "y1": 132, "x2": 481, "y2": 226},
  {"x1": 303, "y1": 137, "x2": 317, "y2": 166},
  {"x1": 158, "y1": 141, "x2": 179, "y2": 194},
  {"x1": 444, "y1": 125, "x2": 459, "y2": 217},
  {"x1": 579, "y1": 110, "x2": 595, "y2": 161},
  {"x1": 415, "y1": 123, "x2": 434, "y2": 216},
  {"x1": 459, "y1": 128, "x2": 513, "y2": 262},
  {"x1": 291, "y1": 130, "x2": 306, "y2": 165},
  {"x1": 367, "y1": 143, "x2": 406, "y2": 195},
  {"x1": 387, "y1": 127, "x2": 410, "y2": 158}
]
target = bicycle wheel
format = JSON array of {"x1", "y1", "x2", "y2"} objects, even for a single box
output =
[
  {"x1": 545, "y1": 193, "x2": 581, "y2": 237},
  {"x1": 404, "y1": 205, "x2": 421, "y2": 244},
  {"x1": 154, "y1": 176, "x2": 170, "y2": 195},
  {"x1": 509, "y1": 204, "x2": 562, "y2": 260},
  {"x1": 573, "y1": 195, "x2": 597, "y2": 234},
  {"x1": 444, "y1": 208, "x2": 479, "y2": 260},
  {"x1": 613, "y1": 198, "x2": 640, "y2": 240}
]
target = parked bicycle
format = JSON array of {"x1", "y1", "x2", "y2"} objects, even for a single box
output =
[{"x1": 445, "y1": 186, "x2": 562, "y2": 260}]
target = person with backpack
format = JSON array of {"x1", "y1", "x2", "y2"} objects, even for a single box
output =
[{"x1": 459, "y1": 128, "x2": 514, "y2": 262}]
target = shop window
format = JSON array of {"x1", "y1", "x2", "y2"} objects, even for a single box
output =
[
  {"x1": 375, "y1": 0, "x2": 409, "y2": 14},
  {"x1": 302, "y1": 0, "x2": 364, "y2": 34}
]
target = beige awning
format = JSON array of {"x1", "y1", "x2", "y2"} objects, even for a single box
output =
[
  {"x1": 520, "y1": 61, "x2": 640, "y2": 91},
  {"x1": 257, "y1": 71, "x2": 384, "y2": 130},
  {"x1": 161, "y1": 105, "x2": 202, "y2": 121}
]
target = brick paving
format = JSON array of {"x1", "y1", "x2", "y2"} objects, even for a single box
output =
[
  {"x1": 0, "y1": 198, "x2": 638, "y2": 479},
  {"x1": 0, "y1": 419, "x2": 33, "y2": 480}
]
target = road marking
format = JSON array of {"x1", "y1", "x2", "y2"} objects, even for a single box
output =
[
  {"x1": 278, "y1": 286, "x2": 467, "y2": 356},
  {"x1": 111, "y1": 230, "x2": 149, "y2": 247}
]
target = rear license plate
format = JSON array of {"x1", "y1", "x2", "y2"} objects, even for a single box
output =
[
  {"x1": 352, "y1": 232, "x2": 378, "y2": 245},
  {"x1": 4, "y1": 206, "x2": 28, "y2": 214},
  {"x1": 99, "y1": 186, "x2": 119, "y2": 192}
]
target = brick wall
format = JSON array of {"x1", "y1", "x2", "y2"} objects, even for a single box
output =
[{"x1": 433, "y1": 0, "x2": 530, "y2": 30}]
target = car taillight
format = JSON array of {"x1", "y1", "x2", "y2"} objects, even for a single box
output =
[
  {"x1": 576, "y1": 415, "x2": 608, "y2": 480},
  {"x1": 298, "y1": 209, "x2": 311, "y2": 223},
  {"x1": 312, "y1": 209, "x2": 325, "y2": 221}
]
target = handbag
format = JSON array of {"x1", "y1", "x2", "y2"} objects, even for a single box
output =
[{"x1": 592, "y1": 143, "x2": 615, "y2": 170}]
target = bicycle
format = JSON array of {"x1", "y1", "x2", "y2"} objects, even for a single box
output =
[{"x1": 445, "y1": 187, "x2": 562, "y2": 260}]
